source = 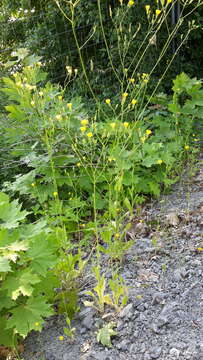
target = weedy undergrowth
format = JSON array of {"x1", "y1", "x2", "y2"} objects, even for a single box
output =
[{"x1": 84, "y1": 266, "x2": 128, "y2": 313}]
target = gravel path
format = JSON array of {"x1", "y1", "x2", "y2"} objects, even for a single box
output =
[{"x1": 22, "y1": 155, "x2": 203, "y2": 360}]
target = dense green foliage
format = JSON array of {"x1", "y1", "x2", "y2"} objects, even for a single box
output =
[{"x1": 0, "y1": 0, "x2": 203, "y2": 353}]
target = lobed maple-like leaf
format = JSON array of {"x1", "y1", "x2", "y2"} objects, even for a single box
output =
[
  {"x1": 2, "y1": 269, "x2": 40, "y2": 300},
  {"x1": 6, "y1": 296, "x2": 54, "y2": 337},
  {"x1": 26, "y1": 237, "x2": 58, "y2": 276},
  {"x1": 0, "y1": 193, "x2": 28, "y2": 229}
]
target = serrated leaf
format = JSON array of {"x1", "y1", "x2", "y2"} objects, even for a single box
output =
[
  {"x1": 0, "y1": 193, "x2": 28, "y2": 229},
  {"x1": 0, "y1": 316, "x2": 16, "y2": 347},
  {"x1": 6, "y1": 296, "x2": 53, "y2": 337},
  {"x1": 8, "y1": 240, "x2": 28, "y2": 252},
  {"x1": 26, "y1": 237, "x2": 58, "y2": 276},
  {"x1": 0, "y1": 291, "x2": 15, "y2": 311},
  {"x1": 0, "y1": 257, "x2": 12, "y2": 272},
  {"x1": 97, "y1": 323, "x2": 117, "y2": 348},
  {"x1": 2, "y1": 269, "x2": 40, "y2": 300}
]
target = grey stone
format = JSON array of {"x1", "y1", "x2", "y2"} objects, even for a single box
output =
[
  {"x1": 116, "y1": 339, "x2": 129, "y2": 351},
  {"x1": 144, "y1": 353, "x2": 152, "y2": 360},
  {"x1": 119, "y1": 303, "x2": 133, "y2": 318},
  {"x1": 150, "y1": 346, "x2": 162, "y2": 359},
  {"x1": 45, "y1": 352, "x2": 56, "y2": 360},
  {"x1": 63, "y1": 354, "x2": 71, "y2": 360},
  {"x1": 152, "y1": 292, "x2": 167, "y2": 305},
  {"x1": 169, "y1": 348, "x2": 180, "y2": 358},
  {"x1": 82, "y1": 312, "x2": 94, "y2": 330}
]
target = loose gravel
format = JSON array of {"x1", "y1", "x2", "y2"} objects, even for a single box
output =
[{"x1": 22, "y1": 155, "x2": 203, "y2": 360}]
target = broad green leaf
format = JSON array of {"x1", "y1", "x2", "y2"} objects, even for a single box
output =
[
  {"x1": 5, "y1": 105, "x2": 27, "y2": 121},
  {"x1": 0, "y1": 316, "x2": 16, "y2": 347},
  {"x1": 7, "y1": 296, "x2": 53, "y2": 337},
  {"x1": 8, "y1": 240, "x2": 28, "y2": 252},
  {"x1": 26, "y1": 237, "x2": 58, "y2": 276},
  {"x1": 0, "y1": 291, "x2": 15, "y2": 311},
  {"x1": 2, "y1": 269, "x2": 40, "y2": 300},
  {"x1": 0, "y1": 193, "x2": 28, "y2": 229},
  {"x1": 0, "y1": 257, "x2": 12, "y2": 272}
]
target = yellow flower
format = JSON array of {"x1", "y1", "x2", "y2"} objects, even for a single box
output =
[
  {"x1": 58, "y1": 95, "x2": 63, "y2": 100},
  {"x1": 110, "y1": 122, "x2": 116, "y2": 129},
  {"x1": 122, "y1": 92, "x2": 128, "y2": 98},
  {"x1": 184, "y1": 145, "x2": 190, "y2": 150},
  {"x1": 39, "y1": 91, "x2": 43, "y2": 97},
  {"x1": 35, "y1": 322, "x2": 39, "y2": 326},
  {"x1": 129, "y1": 78, "x2": 135, "y2": 84},
  {"x1": 157, "y1": 159, "x2": 163, "y2": 165},
  {"x1": 31, "y1": 183, "x2": 36, "y2": 187},
  {"x1": 77, "y1": 162, "x2": 81, "y2": 167},
  {"x1": 59, "y1": 336, "x2": 64, "y2": 341},
  {"x1": 123, "y1": 122, "x2": 129, "y2": 128},
  {"x1": 127, "y1": 0, "x2": 134, "y2": 7},
  {"x1": 80, "y1": 126, "x2": 86, "y2": 133},
  {"x1": 145, "y1": 5, "x2": 150, "y2": 15},
  {"x1": 87, "y1": 132, "x2": 93, "y2": 138},
  {"x1": 55, "y1": 114, "x2": 62, "y2": 121},
  {"x1": 115, "y1": 233, "x2": 120, "y2": 238},
  {"x1": 105, "y1": 98, "x2": 111, "y2": 105},
  {"x1": 80, "y1": 119, "x2": 89, "y2": 126},
  {"x1": 167, "y1": 0, "x2": 172, "y2": 3},
  {"x1": 67, "y1": 103, "x2": 72, "y2": 110},
  {"x1": 53, "y1": 192, "x2": 58, "y2": 197},
  {"x1": 146, "y1": 129, "x2": 152, "y2": 135},
  {"x1": 197, "y1": 247, "x2": 203, "y2": 252},
  {"x1": 131, "y1": 99, "x2": 137, "y2": 105},
  {"x1": 155, "y1": 9, "x2": 161, "y2": 17}
]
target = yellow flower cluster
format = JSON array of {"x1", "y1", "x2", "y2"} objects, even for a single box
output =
[
  {"x1": 79, "y1": 119, "x2": 93, "y2": 138},
  {"x1": 129, "y1": 78, "x2": 135, "y2": 84}
]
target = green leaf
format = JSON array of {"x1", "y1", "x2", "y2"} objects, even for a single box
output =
[
  {"x1": 6, "y1": 296, "x2": 54, "y2": 338},
  {"x1": 26, "y1": 236, "x2": 58, "y2": 276},
  {"x1": 0, "y1": 316, "x2": 16, "y2": 347},
  {"x1": 0, "y1": 193, "x2": 28, "y2": 229},
  {"x1": 97, "y1": 323, "x2": 117, "y2": 348},
  {"x1": 0, "y1": 291, "x2": 15, "y2": 311},
  {"x1": 0, "y1": 257, "x2": 12, "y2": 272},
  {"x1": 2, "y1": 269, "x2": 40, "y2": 300}
]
